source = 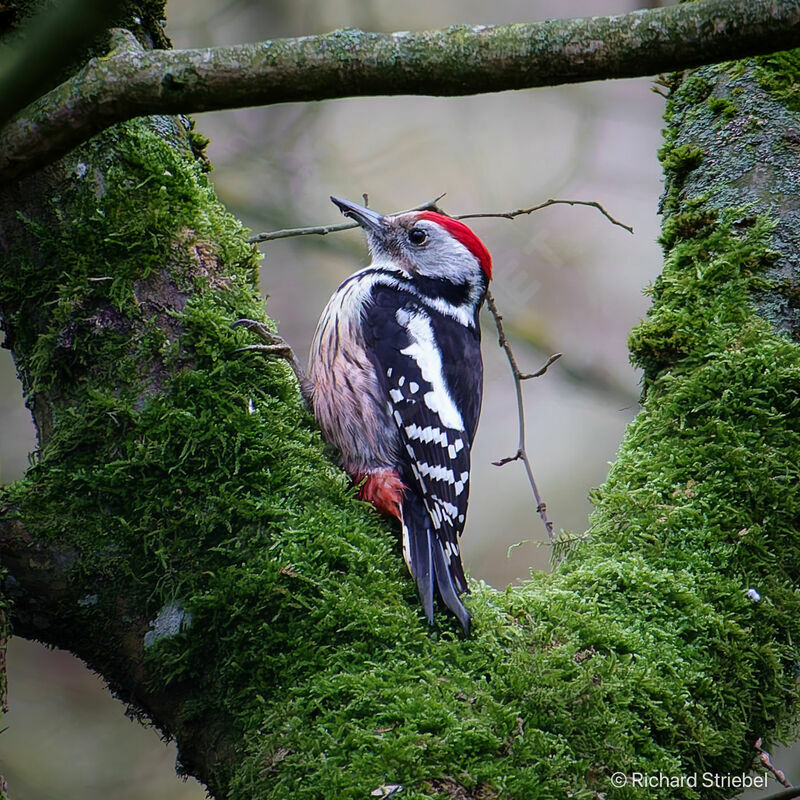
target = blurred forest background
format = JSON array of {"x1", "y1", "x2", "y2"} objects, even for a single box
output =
[{"x1": 5, "y1": 0, "x2": 787, "y2": 798}]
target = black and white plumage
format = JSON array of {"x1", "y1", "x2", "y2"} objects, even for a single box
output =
[{"x1": 307, "y1": 196, "x2": 491, "y2": 634}]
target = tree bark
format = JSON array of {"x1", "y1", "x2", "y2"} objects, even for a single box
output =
[{"x1": 3, "y1": 6, "x2": 800, "y2": 800}]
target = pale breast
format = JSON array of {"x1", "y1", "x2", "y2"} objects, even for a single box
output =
[{"x1": 308, "y1": 273, "x2": 398, "y2": 475}]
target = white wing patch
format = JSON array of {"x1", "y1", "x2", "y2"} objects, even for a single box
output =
[
  {"x1": 405, "y1": 423, "x2": 449, "y2": 448},
  {"x1": 416, "y1": 461, "x2": 456, "y2": 485},
  {"x1": 432, "y1": 495, "x2": 459, "y2": 522},
  {"x1": 448, "y1": 439, "x2": 464, "y2": 458},
  {"x1": 397, "y1": 311, "x2": 465, "y2": 432}
]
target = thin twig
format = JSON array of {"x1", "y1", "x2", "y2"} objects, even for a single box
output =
[
  {"x1": 486, "y1": 290, "x2": 561, "y2": 542},
  {"x1": 249, "y1": 194, "x2": 446, "y2": 243},
  {"x1": 457, "y1": 198, "x2": 634, "y2": 234},
  {"x1": 752, "y1": 788, "x2": 800, "y2": 800},
  {"x1": 755, "y1": 738, "x2": 793, "y2": 789},
  {"x1": 249, "y1": 196, "x2": 631, "y2": 243},
  {"x1": 521, "y1": 353, "x2": 563, "y2": 381},
  {"x1": 249, "y1": 221, "x2": 358, "y2": 244},
  {"x1": 0, "y1": 608, "x2": 6, "y2": 714}
]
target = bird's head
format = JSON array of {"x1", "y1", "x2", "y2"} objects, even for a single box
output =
[{"x1": 331, "y1": 196, "x2": 492, "y2": 286}]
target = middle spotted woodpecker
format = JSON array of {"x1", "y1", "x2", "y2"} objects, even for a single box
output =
[
  {"x1": 234, "y1": 196, "x2": 491, "y2": 634},
  {"x1": 309, "y1": 196, "x2": 492, "y2": 634}
]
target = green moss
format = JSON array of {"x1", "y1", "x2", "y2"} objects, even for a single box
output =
[
  {"x1": 657, "y1": 142, "x2": 704, "y2": 176},
  {"x1": 658, "y1": 204, "x2": 717, "y2": 251},
  {"x1": 707, "y1": 96, "x2": 737, "y2": 122},
  {"x1": 656, "y1": 136, "x2": 705, "y2": 214},
  {"x1": 677, "y1": 72, "x2": 714, "y2": 105},
  {"x1": 754, "y1": 49, "x2": 800, "y2": 113},
  {"x1": 186, "y1": 122, "x2": 212, "y2": 172},
  {"x1": 630, "y1": 207, "x2": 776, "y2": 383},
  {"x1": 583, "y1": 55, "x2": 800, "y2": 794},
  {"x1": 2, "y1": 117, "x2": 256, "y2": 401}
]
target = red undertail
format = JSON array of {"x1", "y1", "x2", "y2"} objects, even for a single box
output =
[{"x1": 355, "y1": 468, "x2": 406, "y2": 520}]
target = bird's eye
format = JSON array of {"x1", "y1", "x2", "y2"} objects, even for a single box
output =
[{"x1": 408, "y1": 228, "x2": 428, "y2": 246}]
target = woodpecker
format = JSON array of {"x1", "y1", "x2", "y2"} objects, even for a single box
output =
[
  {"x1": 307, "y1": 196, "x2": 491, "y2": 634},
  {"x1": 234, "y1": 197, "x2": 491, "y2": 634}
]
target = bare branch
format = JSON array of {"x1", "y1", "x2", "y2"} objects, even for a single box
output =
[
  {"x1": 458, "y1": 199, "x2": 634, "y2": 235},
  {"x1": 486, "y1": 290, "x2": 560, "y2": 542},
  {"x1": 521, "y1": 353, "x2": 564, "y2": 381},
  {"x1": 754, "y1": 789, "x2": 800, "y2": 800},
  {"x1": 249, "y1": 197, "x2": 631, "y2": 244},
  {"x1": 249, "y1": 195, "x2": 445, "y2": 243},
  {"x1": 3, "y1": 0, "x2": 800, "y2": 182},
  {"x1": 755, "y1": 738, "x2": 793, "y2": 789},
  {"x1": 250, "y1": 221, "x2": 361, "y2": 244},
  {"x1": 475, "y1": 191, "x2": 635, "y2": 541}
]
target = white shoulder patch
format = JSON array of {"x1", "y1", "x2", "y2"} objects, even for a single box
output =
[{"x1": 398, "y1": 311, "x2": 465, "y2": 432}]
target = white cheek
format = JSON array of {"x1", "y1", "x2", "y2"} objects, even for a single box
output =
[{"x1": 414, "y1": 235, "x2": 482, "y2": 284}]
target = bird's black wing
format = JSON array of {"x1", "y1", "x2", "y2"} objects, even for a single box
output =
[{"x1": 362, "y1": 283, "x2": 483, "y2": 633}]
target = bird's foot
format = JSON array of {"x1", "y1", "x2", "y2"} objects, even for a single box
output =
[
  {"x1": 232, "y1": 318, "x2": 285, "y2": 346},
  {"x1": 232, "y1": 319, "x2": 309, "y2": 400}
]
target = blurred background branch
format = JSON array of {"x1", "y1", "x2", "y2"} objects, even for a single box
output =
[{"x1": 0, "y1": 0, "x2": 127, "y2": 129}]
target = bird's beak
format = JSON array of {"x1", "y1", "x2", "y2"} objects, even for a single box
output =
[{"x1": 330, "y1": 196, "x2": 385, "y2": 234}]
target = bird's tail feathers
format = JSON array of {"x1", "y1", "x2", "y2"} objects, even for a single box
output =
[
  {"x1": 401, "y1": 497, "x2": 434, "y2": 624},
  {"x1": 401, "y1": 494, "x2": 470, "y2": 635},
  {"x1": 431, "y1": 536, "x2": 471, "y2": 635}
]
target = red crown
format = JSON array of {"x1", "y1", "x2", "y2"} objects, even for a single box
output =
[{"x1": 416, "y1": 211, "x2": 492, "y2": 280}]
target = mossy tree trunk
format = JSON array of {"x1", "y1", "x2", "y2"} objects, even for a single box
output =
[{"x1": 3, "y1": 4, "x2": 800, "y2": 799}]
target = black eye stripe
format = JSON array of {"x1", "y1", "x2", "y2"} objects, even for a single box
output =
[{"x1": 408, "y1": 228, "x2": 427, "y2": 245}]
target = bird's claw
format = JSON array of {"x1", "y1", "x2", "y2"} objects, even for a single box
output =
[
  {"x1": 232, "y1": 318, "x2": 283, "y2": 346},
  {"x1": 232, "y1": 318, "x2": 294, "y2": 358},
  {"x1": 234, "y1": 343, "x2": 294, "y2": 358},
  {"x1": 232, "y1": 318, "x2": 310, "y2": 402}
]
